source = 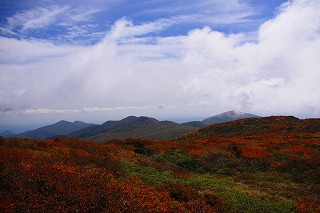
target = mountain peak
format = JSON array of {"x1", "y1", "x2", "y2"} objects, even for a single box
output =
[
  {"x1": 202, "y1": 110, "x2": 259, "y2": 125},
  {"x1": 121, "y1": 116, "x2": 139, "y2": 122},
  {"x1": 56, "y1": 120, "x2": 71, "y2": 124},
  {"x1": 220, "y1": 110, "x2": 244, "y2": 116},
  {"x1": 73, "y1": 121, "x2": 86, "y2": 124},
  {"x1": 121, "y1": 116, "x2": 159, "y2": 125}
]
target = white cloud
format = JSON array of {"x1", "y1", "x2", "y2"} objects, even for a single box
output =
[
  {"x1": 0, "y1": 105, "x2": 175, "y2": 116},
  {"x1": 69, "y1": 9, "x2": 102, "y2": 22},
  {"x1": 107, "y1": 17, "x2": 192, "y2": 41},
  {"x1": 24, "y1": 108, "x2": 80, "y2": 115},
  {"x1": 81, "y1": 106, "x2": 156, "y2": 112},
  {"x1": 178, "y1": 0, "x2": 320, "y2": 117},
  {"x1": 1, "y1": 0, "x2": 320, "y2": 125}
]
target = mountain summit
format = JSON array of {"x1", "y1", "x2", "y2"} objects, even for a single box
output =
[{"x1": 202, "y1": 110, "x2": 259, "y2": 125}]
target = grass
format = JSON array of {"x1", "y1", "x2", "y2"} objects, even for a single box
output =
[
  {"x1": 121, "y1": 160, "x2": 180, "y2": 186},
  {"x1": 122, "y1": 160, "x2": 296, "y2": 212},
  {"x1": 121, "y1": 150, "x2": 300, "y2": 212},
  {"x1": 186, "y1": 173, "x2": 295, "y2": 213}
]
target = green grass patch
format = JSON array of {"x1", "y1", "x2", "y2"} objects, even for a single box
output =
[
  {"x1": 187, "y1": 174, "x2": 295, "y2": 213},
  {"x1": 223, "y1": 191, "x2": 294, "y2": 213},
  {"x1": 121, "y1": 160, "x2": 179, "y2": 186}
]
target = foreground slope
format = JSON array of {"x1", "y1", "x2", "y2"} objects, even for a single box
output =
[
  {"x1": 68, "y1": 116, "x2": 197, "y2": 141},
  {"x1": 0, "y1": 137, "x2": 228, "y2": 212},
  {"x1": 1, "y1": 116, "x2": 319, "y2": 212},
  {"x1": 15, "y1": 120, "x2": 95, "y2": 139}
]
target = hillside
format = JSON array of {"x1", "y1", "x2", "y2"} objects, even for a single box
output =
[
  {"x1": 15, "y1": 120, "x2": 95, "y2": 139},
  {"x1": 177, "y1": 116, "x2": 320, "y2": 140},
  {"x1": 68, "y1": 116, "x2": 197, "y2": 141},
  {"x1": 1, "y1": 115, "x2": 319, "y2": 212}
]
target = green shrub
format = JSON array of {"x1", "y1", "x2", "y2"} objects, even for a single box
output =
[
  {"x1": 166, "y1": 152, "x2": 200, "y2": 171},
  {"x1": 121, "y1": 161, "x2": 177, "y2": 185}
]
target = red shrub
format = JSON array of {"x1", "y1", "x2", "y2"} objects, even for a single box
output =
[{"x1": 296, "y1": 196, "x2": 320, "y2": 213}]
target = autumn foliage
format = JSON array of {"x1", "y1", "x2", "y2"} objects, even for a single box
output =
[
  {"x1": 0, "y1": 137, "x2": 222, "y2": 212},
  {"x1": 1, "y1": 116, "x2": 320, "y2": 212}
]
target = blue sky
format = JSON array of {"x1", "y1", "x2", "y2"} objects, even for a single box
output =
[
  {"x1": 0, "y1": 0, "x2": 287, "y2": 44},
  {"x1": 1, "y1": 0, "x2": 320, "y2": 131}
]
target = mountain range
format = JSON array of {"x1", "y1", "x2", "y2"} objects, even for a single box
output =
[
  {"x1": 9, "y1": 110, "x2": 259, "y2": 141},
  {"x1": 67, "y1": 116, "x2": 198, "y2": 142}
]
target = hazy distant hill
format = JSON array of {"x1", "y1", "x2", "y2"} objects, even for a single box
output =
[
  {"x1": 0, "y1": 130, "x2": 15, "y2": 137},
  {"x1": 15, "y1": 120, "x2": 95, "y2": 139},
  {"x1": 68, "y1": 116, "x2": 197, "y2": 142},
  {"x1": 202, "y1": 110, "x2": 259, "y2": 125},
  {"x1": 177, "y1": 116, "x2": 320, "y2": 140},
  {"x1": 181, "y1": 110, "x2": 259, "y2": 128}
]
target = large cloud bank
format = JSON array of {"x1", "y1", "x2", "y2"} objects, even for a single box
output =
[{"x1": 0, "y1": 0, "x2": 320, "y2": 124}]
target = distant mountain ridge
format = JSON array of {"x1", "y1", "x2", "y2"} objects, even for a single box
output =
[
  {"x1": 68, "y1": 116, "x2": 197, "y2": 142},
  {"x1": 68, "y1": 111, "x2": 259, "y2": 141},
  {"x1": 15, "y1": 120, "x2": 95, "y2": 139},
  {"x1": 12, "y1": 110, "x2": 260, "y2": 141}
]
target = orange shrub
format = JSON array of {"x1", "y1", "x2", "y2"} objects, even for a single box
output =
[{"x1": 296, "y1": 196, "x2": 320, "y2": 213}]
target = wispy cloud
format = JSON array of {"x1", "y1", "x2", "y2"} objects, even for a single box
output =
[
  {"x1": 139, "y1": 0, "x2": 257, "y2": 26},
  {"x1": 1, "y1": 5, "x2": 105, "y2": 44},
  {"x1": 1, "y1": 0, "x2": 258, "y2": 44},
  {"x1": 108, "y1": 16, "x2": 193, "y2": 40},
  {"x1": 7, "y1": 5, "x2": 69, "y2": 32},
  {"x1": 69, "y1": 9, "x2": 102, "y2": 22},
  {"x1": 23, "y1": 108, "x2": 80, "y2": 115}
]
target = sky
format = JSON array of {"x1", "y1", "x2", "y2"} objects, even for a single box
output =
[{"x1": 1, "y1": 0, "x2": 320, "y2": 131}]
